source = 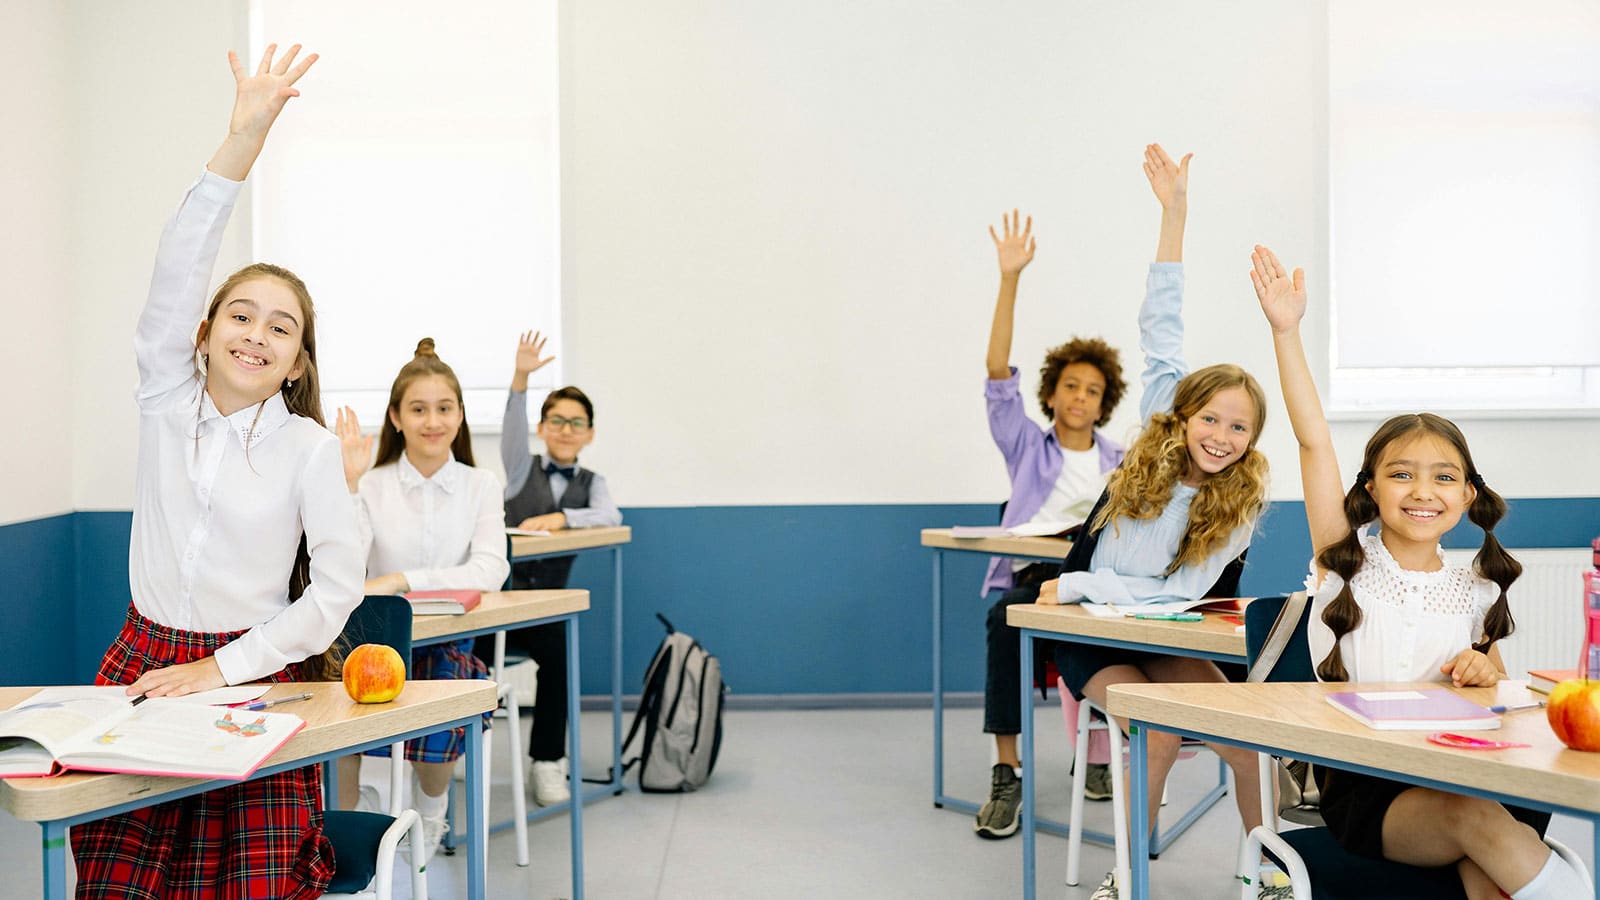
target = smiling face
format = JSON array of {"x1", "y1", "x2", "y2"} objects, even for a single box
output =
[
  {"x1": 1048, "y1": 361, "x2": 1107, "y2": 436},
  {"x1": 1182, "y1": 385, "x2": 1258, "y2": 481},
  {"x1": 537, "y1": 398, "x2": 595, "y2": 465},
  {"x1": 199, "y1": 277, "x2": 308, "y2": 414},
  {"x1": 388, "y1": 374, "x2": 463, "y2": 472},
  {"x1": 1367, "y1": 432, "x2": 1476, "y2": 547}
]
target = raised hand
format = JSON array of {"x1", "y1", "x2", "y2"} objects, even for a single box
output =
[
  {"x1": 1143, "y1": 143, "x2": 1192, "y2": 210},
  {"x1": 1250, "y1": 245, "x2": 1307, "y2": 334},
  {"x1": 988, "y1": 209, "x2": 1036, "y2": 278},
  {"x1": 515, "y1": 330, "x2": 556, "y2": 376},
  {"x1": 335, "y1": 405, "x2": 374, "y2": 492},
  {"x1": 207, "y1": 43, "x2": 318, "y2": 181}
]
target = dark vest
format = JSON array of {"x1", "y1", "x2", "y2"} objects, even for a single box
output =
[{"x1": 506, "y1": 455, "x2": 594, "y2": 590}]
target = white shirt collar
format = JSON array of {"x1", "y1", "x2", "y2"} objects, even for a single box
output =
[
  {"x1": 198, "y1": 389, "x2": 294, "y2": 451},
  {"x1": 397, "y1": 451, "x2": 461, "y2": 494}
]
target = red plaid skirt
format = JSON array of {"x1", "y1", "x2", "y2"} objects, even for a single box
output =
[{"x1": 69, "y1": 604, "x2": 335, "y2": 900}]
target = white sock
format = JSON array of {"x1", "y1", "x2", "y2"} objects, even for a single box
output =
[
  {"x1": 414, "y1": 783, "x2": 448, "y2": 820},
  {"x1": 1512, "y1": 850, "x2": 1587, "y2": 900}
]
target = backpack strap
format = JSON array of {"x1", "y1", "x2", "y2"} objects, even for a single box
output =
[{"x1": 1247, "y1": 591, "x2": 1309, "y2": 684}]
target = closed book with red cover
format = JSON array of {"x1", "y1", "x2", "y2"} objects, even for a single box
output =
[
  {"x1": 404, "y1": 590, "x2": 483, "y2": 615},
  {"x1": 1325, "y1": 689, "x2": 1500, "y2": 731},
  {"x1": 1528, "y1": 669, "x2": 1578, "y2": 695}
]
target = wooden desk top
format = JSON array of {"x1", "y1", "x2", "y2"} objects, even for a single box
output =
[
  {"x1": 920, "y1": 528, "x2": 1072, "y2": 560},
  {"x1": 411, "y1": 589, "x2": 588, "y2": 644},
  {"x1": 509, "y1": 526, "x2": 631, "y2": 558},
  {"x1": 0, "y1": 680, "x2": 496, "y2": 822},
  {"x1": 1106, "y1": 681, "x2": 1600, "y2": 814},
  {"x1": 1006, "y1": 603, "x2": 1246, "y2": 659}
]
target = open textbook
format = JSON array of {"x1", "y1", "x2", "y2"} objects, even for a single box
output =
[{"x1": 0, "y1": 686, "x2": 302, "y2": 780}]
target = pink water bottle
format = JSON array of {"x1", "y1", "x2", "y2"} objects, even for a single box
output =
[{"x1": 1585, "y1": 539, "x2": 1600, "y2": 679}]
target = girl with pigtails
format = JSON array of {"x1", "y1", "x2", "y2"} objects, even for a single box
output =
[{"x1": 1254, "y1": 245, "x2": 1586, "y2": 899}]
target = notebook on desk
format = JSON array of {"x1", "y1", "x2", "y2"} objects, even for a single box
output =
[
  {"x1": 404, "y1": 590, "x2": 483, "y2": 615},
  {"x1": 1325, "y1": 689, "x2": 1500, "y2": 731}
]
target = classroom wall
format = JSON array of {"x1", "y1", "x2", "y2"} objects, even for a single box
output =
[{"x1": 6, "y1": 1, "x2": 1598, "y2": 691}]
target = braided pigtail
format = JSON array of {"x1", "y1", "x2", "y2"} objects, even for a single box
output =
[
  {"x1": 1314, "y1": 472, "x2": 1379, "y2": 682},
  {"x1": 1467, "y1": 472, "x2": 1520, "y2": 652}
]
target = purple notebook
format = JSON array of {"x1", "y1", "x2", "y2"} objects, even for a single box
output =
[{"x1": 1325, "y1": 689, "x2": 1501, "y2": 731}]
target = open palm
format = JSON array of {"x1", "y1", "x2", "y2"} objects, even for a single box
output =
[
  {"x1": 515, "y1": 330, "x2": 555, "y2": 376},
  {"x1": 1143, "y1": 143, "x2": 1192, "y2": 208},
  {"x1": 226, "y1": 43, "x2": 318, "y2": 139},
  {"x1": 988, "y1": 209, "x2": 1036, "y2": 277},
  {"x1": 1250, "y1": 245, "x2": 1306, "y2": 333}
]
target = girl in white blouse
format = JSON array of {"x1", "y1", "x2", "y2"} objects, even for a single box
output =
[
  {"x1": 71, "y1": 45, "x2": 366, "y2": 899},
  {"x1": 335, "y1": 339, "x2": 510, "y2": 861},
  {"x1": 1256, "y1": 245, "x2": 1585, "y2": 900}
]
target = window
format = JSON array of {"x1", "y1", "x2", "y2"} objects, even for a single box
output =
[
  {"x1": 248, "y1": 0, "x2": 561, "y2": 427},
  {"x1": 1327, "y1": 0, "x2": 1600, "y2": 415}
]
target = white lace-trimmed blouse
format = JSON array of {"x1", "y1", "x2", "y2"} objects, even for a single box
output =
[{"x1": 1306, "y1": 527, "x2": 1500, "y2": 683}]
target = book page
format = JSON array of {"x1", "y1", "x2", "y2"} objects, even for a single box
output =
[
  {"x1": 61, "y1": 701, "x2": 303, "y2": 778},
  {"x1": 505, "y1": 527, "x2": 551, "y2": 537},
  {"x1": 0, "y1": 695, "x2": 135, "y2": 756}
]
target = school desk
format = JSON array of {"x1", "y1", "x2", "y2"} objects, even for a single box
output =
[
  {"x1": 1007, "y1": 603, "x2": 1247, "y2": 900},
  {"x1": 0, "y1": 680, "x2": 497, "y2": 900},
  {"x1": 920, "y1": 527, "x2": 1072, "y2": 818},
  {"x1": 410, "y1": 588, "x2": 591, "y2": 876},
  {"x1": 510, "y1": 525, "x2": 630, "y2": 796},
  {"x1": 1108, "y1": 680, "x2": 1600, "y2": 900}
]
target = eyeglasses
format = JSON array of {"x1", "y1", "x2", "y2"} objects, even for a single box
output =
[{"x1": 543, "y1": 415, "x2": 591, "y2": 433}]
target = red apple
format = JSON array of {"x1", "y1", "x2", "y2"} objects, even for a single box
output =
[
  {"x1": 1546, "y1": 679, "x2": 1600, "y2": 751},
  {"x1": 343, "y1": 643, "x2": 406, "y2": 704}
]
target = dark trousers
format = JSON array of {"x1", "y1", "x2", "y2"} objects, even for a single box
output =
[
  {"x1": 983, "y1": 565, "x2": 1056, "y2": 735},
  {"x1": 473, "y1": 555, "x2": 574, "y2": 762}
]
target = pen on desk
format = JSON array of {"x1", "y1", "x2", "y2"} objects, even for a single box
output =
[
  {"x1": 240, "y1": 692, "x2": 315, "y2": 712},
  {"x1": 1488, "y1": 701, "x2": 1546, "y2": 714},
  {"x1": 1130, "y1": 612, "x2": 1204, "y2": 622}
]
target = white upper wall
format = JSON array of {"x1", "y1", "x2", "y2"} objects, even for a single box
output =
[
  {"x1": 47, "y1": 1, "x2": 1600, "y2": 514},
  {"x1": 1, "y1": 0, "x2": 75, "y2": 526}
]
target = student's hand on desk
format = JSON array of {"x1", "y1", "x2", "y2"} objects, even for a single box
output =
[
  {"x1": 1035, "y1": 579, "x2": 1060, "y2": 605},
  {"x1": 335, "y1": 406, "x2": 374, "y2": 491},
  {"x1": 519, "y1": 512, "x2": 567, "y2": 532},
  {"x1": 1441, "y1": 648, "x2": 1499, "y2": 687},
  {"x1": 126, "y1": 657, "x2": 227, "y2": 699},
  {"x1": 989, "y1": 209, "x2": 1036, "y2": 278},
  {"x1": 365, "y1": 573, "x2": 411, "y2": 595}
]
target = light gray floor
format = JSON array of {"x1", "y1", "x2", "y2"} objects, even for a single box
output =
[{"x1": 4, "y1": 704, "x2": 1593, "y2": 898}]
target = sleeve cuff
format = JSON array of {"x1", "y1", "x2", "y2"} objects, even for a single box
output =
[
  {"x1": 195, "y1": 168, "x2": 245, "y2": 201},
  {"x1": 985, "y1": 366, "x2": 1022, "y2": 398},
  {"x1": 212, "y1": 642, "x2": 251, "y2": 686}
]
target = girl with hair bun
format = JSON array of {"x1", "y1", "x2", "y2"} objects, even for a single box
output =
[
  {"x1": 334, "y1": 338, "x2": 509, "y2": 862},
  {"x1": 1254, "y1": 244, "x2": 1584, "y2": 899}
]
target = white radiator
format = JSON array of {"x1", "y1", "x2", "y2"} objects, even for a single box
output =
[{"x1": 1442, "y1": 547, "x2": 1590, "y2": 676}]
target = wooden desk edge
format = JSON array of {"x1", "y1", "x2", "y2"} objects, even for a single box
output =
[
  {"x1": 1006, "y1": 604, "x2": 1245, "y2": 658},
  {"x1": 919, "y1": 528, "x2": 1072, "y2": 559},
  {"x1": 509, "y1": 525, "x2": 631, "y2": 557},
  {"x1": 411, "y1": 588, "x2": 589, "y2": 642}
]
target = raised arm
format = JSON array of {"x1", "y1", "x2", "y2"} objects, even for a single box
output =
[
  {"x1": 207, "y1": 44, "x2": 319, "y2": 181},
  {"x1": 1143, "y1": 144, "x2": 1191, "y2": 263},
  {"x1": 1251, "y1": 245, "x2": 1347, "y2": 560},
  {"x1": 502, "y1": 330, "x2": 556, "y2": 498},
  {"x1": 986, "y1": 210, "x2": 1036, "y2": 380}
]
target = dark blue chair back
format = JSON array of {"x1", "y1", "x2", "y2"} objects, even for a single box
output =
[
  {"x1": 1243, "y1": 595, "x2": 1314, "y2": 682},
  {"x1": 339, "y1": 595, "x2": 413, "y2": 678}
]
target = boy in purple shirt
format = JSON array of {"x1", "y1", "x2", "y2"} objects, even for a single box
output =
[{"x1": 974, "y1": 210, "x2": 1129, "y2": 839}]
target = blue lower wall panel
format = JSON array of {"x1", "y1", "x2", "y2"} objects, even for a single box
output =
[
  {"x1": 0, "y1": 497, "x2": 1595, "y2": 694},
  {"x1": 0, "y1": 514, "x2": 77, "y2": 685}
]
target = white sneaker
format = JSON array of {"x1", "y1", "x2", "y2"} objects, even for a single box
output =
[
  {"x1": 1089, "y1": 871, "x2": 1118, "y2": 900},
  {"x1": 413, "y1": 809, "x2": 447, "y2": 864},
  {"x1": 531, "y1": 759, "x2": 571, "y2": 806}
]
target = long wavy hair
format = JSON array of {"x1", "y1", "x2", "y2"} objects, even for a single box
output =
[
  {"x1": 1092, "y1": 364, "x2": 1269, "y2": 573},
  {"x1": 198, "y1": 263, "x2": 340, "y2": 681},
  {"x1": 373, "y1": 338, "x2": 476, "y2": 469},
  {"x1": 1314, "y1": 413, "x2": 1520, "y2": 682}
]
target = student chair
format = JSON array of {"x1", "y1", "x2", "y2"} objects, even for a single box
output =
[
  {"x1": 323, "y1": 594, "x2": 429, "y2": 900},
  {"x1": 1237, "y1": 594, "x2": 1593, "y2": 900}
]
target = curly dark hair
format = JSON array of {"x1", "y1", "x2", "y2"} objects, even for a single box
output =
[{"x1": 1036, "y1": 337, "x2": 1126, "y2": 427}]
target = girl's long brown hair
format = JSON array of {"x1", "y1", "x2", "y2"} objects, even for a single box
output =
[
  {"x1": 200, "y1": 263, "x2": 341, "y2": 681},
  {"x1": 373, "y1": 338, "x2": 475, "y2": 469},
  {"x1": 1314, "y1": 413, "x2": 1521, "y2": 682},
  {"x1": 1092, "y1": 364, "x2": 1269, "y2": 572}
]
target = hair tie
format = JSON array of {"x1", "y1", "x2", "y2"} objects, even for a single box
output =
[
  {"x1": 1469, "y1": 472, "x2": 1486, "y2": 489},
  {"x1": 1355, "y1": 469, "x2": 1372, "y2": 483}
]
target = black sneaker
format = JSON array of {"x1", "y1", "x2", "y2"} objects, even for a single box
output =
[
  {"x1": 1083, "y1": 762, "x2": 1113, "y2": 801},
  {"x1": 973, "y1": 764, "x2": 1022, "y2": 839}
]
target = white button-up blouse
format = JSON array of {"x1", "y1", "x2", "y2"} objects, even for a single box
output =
[
  {"x1": 129, "y1": 171, "x2": 365, "y2": 686},
  {"x1": 1306, "y1": 527, "x2": 1500, "y2": 682},
  {"x1": 353, "y1": 454, "x2": 511, "y2": 593}
]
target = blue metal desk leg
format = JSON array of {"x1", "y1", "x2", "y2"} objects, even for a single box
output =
[
  {"x1": 322, "y1": 758, "x2": 339, "y2": 809},
  {"x1": 611, "y1": 546, "x2": 624, "y2": 790},
  {"x1": 568, "y1": 614, "x2": 586, "y2": 900},
  {"x1": 1130, "y1": 722, "x2": 1150, "y2": 900},
  {"x1": 932, "y1": 550, "x2": 945, "y2": 809},
  {"x1": 1020, "y1": 630, "x2": 1036, "y2": 900},
  {"x1": 42, "y1": 820, "x2": 67, "y2": 900},
  {"x1": 465, "y1": 717, "x2": 486, "y2": 900}
]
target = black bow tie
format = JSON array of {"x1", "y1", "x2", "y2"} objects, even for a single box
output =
[{"x1": 545, "y1": 463, "x2": 576, "y2": 480}]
